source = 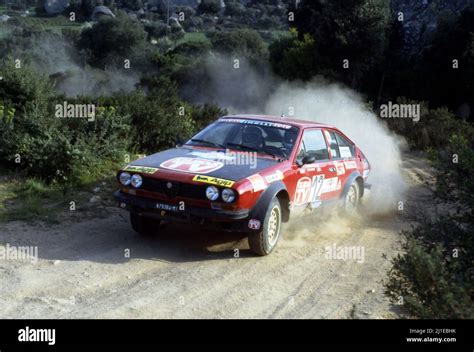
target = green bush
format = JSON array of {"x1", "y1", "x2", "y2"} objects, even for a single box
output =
[
  {"x1": 386, "y1": 220, "x2": 474, "y2": 319},
  {"x1": 190, "y1": 103, "x2": 227, "y2": 130},
  {"x1": 111, "y1": 79, "x2": 196, "y2": 153},
  {"x1": 207, "y1": 28, "x2": 268, "y2": 61},
  {"x1": 269, "y1": 29, "x2": 317, "y2": 81},
  {"x1": 0, "y1": 60, "x2": 131, "y2": 184},
  {"x1": 77, "y1": 11, "x2": 148, "y2": 68},
  {"x1": 383, "y1": 99, "x2": 474, "y2": 150},
  {"x1": 385, "y1": 119, "x2": 474, "y2": 319}
]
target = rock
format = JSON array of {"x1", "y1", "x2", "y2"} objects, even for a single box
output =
[
  {"x1": 390, "y1": 0, "x2": 471, "y2": 55},
  {"x1": 0, "y1": 14, "x2": 11, "y2": 22},
  {"x1": 43, "y1": 0, "x2": 70, "y2": 15},
  {"x1": 89, "y1": 195, "x2": 101, "y2": 203},
  {"x1": 53, "y1": 260, "x2": 61, "y2": 266},
  {"x1": 91, "y1": 6, "x2": 116, "y2": 21},
  {"x1": 93, "y1": 187, "x2": 101, "y2": 193}
]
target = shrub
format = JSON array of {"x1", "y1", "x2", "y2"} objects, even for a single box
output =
[
  {"x1": 111, "y1": 79, "x2": 196, "y2": 153},
  {"x1": 383, "y1": 99, "x2": 474, "y2": 150},
  {"x1": 207, "y1": 28, "x2": 267, "y2": 61},
  {"x1": 385, "y1": 117, "x2": 474, "y2": 319},
  {"x1": 386, "y1": 217, "x2": 474, "y2": 319},
  {"x1": 77, "y1": 11, "x2": 147, "y2": 68},
  {"x1": 0, "y1": 60, "x2": 131, "y2": 184}
]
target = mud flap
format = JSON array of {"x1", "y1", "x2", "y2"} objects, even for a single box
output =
[
  {"x1": 341, "y1": 171, "x2": 363, "y2": 200},
  {"x1": 247, "y1": 181, "x2": 288, "y2": 232}
]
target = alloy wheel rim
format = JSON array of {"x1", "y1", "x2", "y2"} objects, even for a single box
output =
[{"x1": 267, "y1": 206, "x2": 281, "y2": 246}]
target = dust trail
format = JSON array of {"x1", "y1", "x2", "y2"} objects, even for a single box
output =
[
  {"x1": 264, "y1": 79, "x2": 408, "y2": 215},
  {"x1": 29, "y1": 33, "x2": 139, "y2": 97}
]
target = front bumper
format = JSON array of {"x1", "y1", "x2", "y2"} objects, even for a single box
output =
[{"x1": 114, "y1": 190, "x2": 251, "y2": 231}]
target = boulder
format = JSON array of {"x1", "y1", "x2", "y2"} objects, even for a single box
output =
[{"x1": 43, "y1": 0, "x2": 70, "y2": 15}]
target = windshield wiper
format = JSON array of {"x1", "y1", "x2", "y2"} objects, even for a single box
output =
[
  {"x1": 189, "y1": 139, "x2": 226, "y2": 149},
  {"x1": 225, "y1": 143, "x2": 280, "y2": 159}
]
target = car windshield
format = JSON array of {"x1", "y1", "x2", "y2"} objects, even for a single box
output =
[{"x1": 185, "y1": 119, "x2": 299, "y2": 159}]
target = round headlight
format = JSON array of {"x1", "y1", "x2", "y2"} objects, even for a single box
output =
[
  {"x1": 206, "y1": 186, "x2": 219, "y2": 201},
  {"x1": 131, "y1": 174, "x2": 143, "y2": 188},
  {"x1": 119, "y1": 172, "x2": 131, "y2": 186},
  {"x1": 221, "y1": 188, "x2": 236, "y2": 203}
]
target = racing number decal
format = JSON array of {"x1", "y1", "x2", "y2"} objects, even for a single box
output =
[{"x1": 294, "y1": 175, "x2": 324, "y2": 206}]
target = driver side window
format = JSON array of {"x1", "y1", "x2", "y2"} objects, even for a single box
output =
[{"x1": 297, "y1": 129, "x2": 329, "y2": 161}]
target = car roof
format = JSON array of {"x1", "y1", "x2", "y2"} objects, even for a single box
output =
[{"x1": 220, "y1": 114, "x2": 336, "y2": 129}]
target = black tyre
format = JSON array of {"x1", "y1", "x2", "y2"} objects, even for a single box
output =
[
  {"x1": 130, "y1": 212, "x2": 160, "y2": 236},
  {"x1": 248, "y1": 197, "x2": 283, "y2": 256},
  {"x1": 342, "y1": 181, "x2": 361, "y2": 214}
]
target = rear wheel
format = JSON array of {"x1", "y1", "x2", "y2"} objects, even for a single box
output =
[
  {"x1": 130, "y1": 212, "x2": 160, "y2": 236},
  {"x1": 248, "y1": 197, "x2": 282, "y2": 256},
  {"x1": 343, "y1": 181, "x2": 360, "y2": 214}
]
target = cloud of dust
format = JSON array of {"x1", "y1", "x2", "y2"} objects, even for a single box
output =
[
  {"x1": 30, "y1": 34, "x2": 139, "y2": 97},
  {"x1": 264, "y1": 79, "x2": 408, "y2": 215}
]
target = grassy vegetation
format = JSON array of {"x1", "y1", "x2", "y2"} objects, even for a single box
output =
[
  {"x1": 0, "y1": 171, "x2": 119, "y2": 224},
  {"x1": 177, "y1": 32, "x2": 209, "y2": 45}
]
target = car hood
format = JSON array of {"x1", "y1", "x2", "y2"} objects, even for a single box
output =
[{"x1": 128, "y1": 147, "x2": 280, "y2": 181}]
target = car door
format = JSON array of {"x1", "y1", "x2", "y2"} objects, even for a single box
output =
[
  {"x1": 323, "y1": 129, "x2": 358, "y2": 199},
  {"x1": 287, "y1": 128, "x2": 335, "y2": 214}
]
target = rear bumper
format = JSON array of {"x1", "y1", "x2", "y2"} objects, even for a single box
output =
[{"x1": 114, "y1": 190, "x2": 251, "y2": 231}]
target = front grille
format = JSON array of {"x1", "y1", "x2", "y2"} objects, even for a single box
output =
[{"x1": 141, "y1": 177, "x2": 205, "y2": 200}]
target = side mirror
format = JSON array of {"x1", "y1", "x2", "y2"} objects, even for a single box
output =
[{"x1": 297, "y1": 154, "x2": 316, "y2": 166}]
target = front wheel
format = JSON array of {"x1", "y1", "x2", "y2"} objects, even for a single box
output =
[
  {"x1": 248, "y1": 197, "x2": 282, "y2": 256},
  {"x1": 130, "y1": 212, "x2": 160, "y2": 236}
]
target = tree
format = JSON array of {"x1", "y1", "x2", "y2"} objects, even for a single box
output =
[
  {"x1": 198, "y1": 0, "x2": 222, "y2": 15},
  {"x1": 207, "y1": 28, "x2": 267, "y2": 61},
  {"x1": 286, "y1": 0, "x2": 390, "y2": 87},
  {"x1": 269, "y1": 29, "x2": 317, "y2": 81},
  {"x1": 77, "y1": 11, "x2": 147, "y2": 68},
  {"x1": 415, "y1": 6, "x2": 474, "y2": 121}
]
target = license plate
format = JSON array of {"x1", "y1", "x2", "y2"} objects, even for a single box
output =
[{"x1": 155, "y1": 203, "x2": 178, "y2": 212}]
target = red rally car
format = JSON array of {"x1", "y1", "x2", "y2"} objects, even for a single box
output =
[{"x1": 114, "y1": 115, "x2": 371, "y2": 256}]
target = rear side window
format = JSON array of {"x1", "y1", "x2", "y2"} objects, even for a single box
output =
[
  {"x1": 298, "y1": 129, "x2": 329, "y2": 161},
  {"x1": 325, "y1": 130, "x2": 355, "y2": 159},
  {"x1": 335, "y1": 132, "x2": 355, "y2": 158}
]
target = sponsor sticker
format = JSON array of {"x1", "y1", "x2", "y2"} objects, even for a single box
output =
[
  {"x1": 156, "y1": 203, "x2": 179, "y2": 212},
  {"x1": 335, "y1": 162, "x2": 345, "y2": 175},
  {"x1": 344, "y1": 160, "x2": 357, "y2": 169},
  {"x1": 294, "y1": 175, "x2": 324, "y2": 206},
  {"x1": 339, "y1": 146, "x2": 353, "y2": 158},
  {"x1": 193, "y1": 175, "x2": 235, "y2": 187},
  {"x1": 160, "y1": 157, "x2": 223, "y2": 174},
  {"x1": 220, "y1": 118, "x2": 292, "y2": 130},
  {"x1": 123, "y1": 165, "x2": 159, "y2": 174},
  {"x1": 248, "y1": 219, "x2": 261, "y2": 230},
  {"x1": 321, "y1": 177, "x2": 339, "y2": 193},
  {"x1": 247, "y1": 174, "x2": 267, "y2": 192},
  {"x1": 265, "y1": 170, "x2": 284, "y2": 184}
]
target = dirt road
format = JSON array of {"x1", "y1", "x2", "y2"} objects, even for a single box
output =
[{"x1": 0, "y1": 153, "x2": 434, "y2": 319}]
